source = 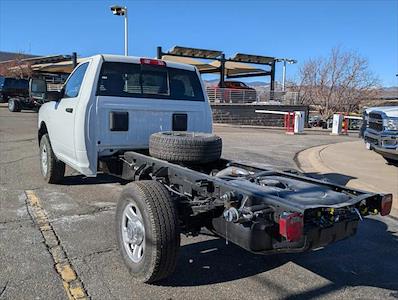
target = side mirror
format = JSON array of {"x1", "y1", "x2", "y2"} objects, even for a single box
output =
[
  {"x1": 45, "y1": 90, "x2": 63, "y2": 102},
  {"x1": 29, "y1": 78, "x2": 47, "y2": 99}
]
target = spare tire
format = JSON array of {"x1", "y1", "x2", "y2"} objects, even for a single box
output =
[{"x1": 149, "y1": 131, "x2": 222, "y2": 164}]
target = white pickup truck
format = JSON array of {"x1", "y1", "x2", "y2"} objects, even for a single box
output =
[
  {"x1": 363, "y1": 106, "x2": 398, "y2": 164},
  {"x1": 38, "y1": 55, "x2": 212, "y2": 179},
  {"x1": 38, "y1": 55, "x2": 393, "y2": 283}
]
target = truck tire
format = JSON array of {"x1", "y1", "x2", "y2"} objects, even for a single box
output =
[
  {"x1": 116, "y1": 180, "x2": 180, "y2": 283},
  {"x1": 39, "y1": 134, "x2": 65, "y2": 183},
  {"x1": 8, "y1": 99, "x2": 21, "y2": 112},
  {"x1": 149, "y1": 131, "x2": 222, "y2": 164}
]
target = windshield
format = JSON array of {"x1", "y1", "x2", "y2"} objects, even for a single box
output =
[{"x1": 97, "y1": 62, "x2": 205, "y2": 101}]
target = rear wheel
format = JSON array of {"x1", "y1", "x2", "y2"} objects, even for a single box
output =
[
  {"x1": 8, "y1": 99, "x2": 21, "y2": 112},
  {"x1": 39, "y1": 134, "x2": 65, "y2": 183},
  {"x1": 149, "y1": 131, "x2": 222, "y2": 164},
  {"x1": 116, "y1": 180, "x2": 180, "y2": 283}
]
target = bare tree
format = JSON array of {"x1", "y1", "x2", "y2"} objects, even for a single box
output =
[
  {"x1": 0, "y1": 53, "x2": 33, "y2": 78},
  {"x1": 291, "y1": 47, "x2": 380, "y2": 119}
]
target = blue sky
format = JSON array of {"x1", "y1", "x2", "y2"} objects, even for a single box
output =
[{"x1": 0, "y1": 0, "x2": 397, "y2": 86}]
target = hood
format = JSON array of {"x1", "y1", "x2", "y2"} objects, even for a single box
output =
[{"x1": 366, "y1": 106, "x2": 398, "y2": 118}]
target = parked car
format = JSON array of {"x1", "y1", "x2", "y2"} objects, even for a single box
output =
[
  {"x1": 215, "y1": 81, "x2": 257, "y2": 103},
  {"x1": 348, "y1": 118, "x2": 362, "y2": 130},
  {"x1": 38, "y1": 55, "x2": 393, "y2": 283},
  {"x1": 0, "y1": 76, "x2": 29, "y2": 103},
  {"x1": 308, "y1": 115, "x2": 326, "y2": 128},
  {"x1": 363, "y1": 106, "x2": 398, "y2": 165},
  {"x1": 219, "y1": 81, "x2": 255, "y2": 90}
]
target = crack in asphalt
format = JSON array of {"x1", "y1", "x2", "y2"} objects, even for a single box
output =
[
  {"x1": 0, "y1": 154, "x2": 37, "y2": 165},
  {"x1": 0, "y1": 281, "x2": 8, "y2": 299},
  {"x1": 0, "y1": 137, "x2": 36, "y2": 143},
  {"x1": 80, "y1": 249, "x2": 118, "y2": 299},
  {"x1": 70, "y1": 247, "x2": 118, "y2": 261},
  {"x1": 0, "y1": 218, "x2": 33, "y2": 226},
  {"x1": 49, "y1": 206, "x2": 116, "y2": 224}
]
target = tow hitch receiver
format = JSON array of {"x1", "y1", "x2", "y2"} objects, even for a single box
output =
[{"x1": 279, "y1": 212, "x2": 303, "y2": 242}]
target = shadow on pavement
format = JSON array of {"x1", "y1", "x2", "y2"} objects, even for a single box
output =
[
  {"x1": 59, "y1": 173, "x2": 127, "y2": 186},
  {"x1": 159, "y1": 218, "x2": 398, "y2": 298}
]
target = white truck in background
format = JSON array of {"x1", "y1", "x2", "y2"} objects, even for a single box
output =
[{"x1": 363, "y1": 106, "x2": 398, "y2": 165}]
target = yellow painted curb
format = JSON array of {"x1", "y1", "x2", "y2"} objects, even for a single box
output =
[{"x1": 26, "y1": 190, "x2": 89, "y2": 300}]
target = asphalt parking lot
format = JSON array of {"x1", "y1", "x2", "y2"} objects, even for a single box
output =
[{"x1": 1, "y1": 104, "x2": 398, "y2": 300}]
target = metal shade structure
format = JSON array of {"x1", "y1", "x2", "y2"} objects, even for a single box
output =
[
  {"x1": 30, "y1": 58, "x2": 85, "y2": 73},
  {"x1": 230, "y1": 53, "x2": 275, "y2": 66},
  {"x1": 209, "y1": 60, "x2": 269, "y2": 78},
  {"x1": 157, "y1": 46, "x2": 277, "y2": 90},
  {"x1": 0, "y1": 54, "x2": 73, "y2": 66},
  {"x1": 0, "y1": 53, "x2": 78, "y2": 79},
  {"x1": 161, "y1": 55, "x2": 217, "y2": 73},
  {"x1": 167, "y1": 46, "x2": 222, "y2": 60}
]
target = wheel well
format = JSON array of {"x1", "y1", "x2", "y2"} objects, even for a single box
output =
[{"x1": 38, "y1": 122, "x2": 48, "y2": 144}]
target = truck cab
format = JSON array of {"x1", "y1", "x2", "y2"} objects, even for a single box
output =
[{"x1": 38, "y1": 55, "x2": 213, "y2": 176}]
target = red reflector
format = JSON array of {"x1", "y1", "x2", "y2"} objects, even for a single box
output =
[
  {"x1": 140, "y1": 58, "x2": 166, "y2": 66},
  {"x1": 381, "y1": 194, "x2": 393, "y2": 216},
  {"x1": 279, "y1": 212, "x2": 303, "y2": 242}
]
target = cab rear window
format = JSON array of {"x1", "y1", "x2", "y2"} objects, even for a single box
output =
[{"x1": 97, "y1": 62, "x2": 205, "y2": 101}]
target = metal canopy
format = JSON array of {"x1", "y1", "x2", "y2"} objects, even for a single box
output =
[
  {"x1": 230, "y1": 53, "x2": 275, "y2": 65},
  {"x1": 19, "y1": 54, "x2": 73, "y2": 65},
  {"x1": 0, "y1": 53, "x2": 78, "y2": 79},
  {"x1": 161, "y1": 55, "x2": 217, "y2": 73},
  {"x1": 31, "y1": 58, "x2": 84, "y2": 73},
  {"x1": 157, "y1": 46, "x2": 278, "y2": 90},
  {"x1": 209, "y1": 60, "x2": 268, "y2": 76},
  {"x1": 167, "y1": 46, "x2": 222, "y2": 59}
]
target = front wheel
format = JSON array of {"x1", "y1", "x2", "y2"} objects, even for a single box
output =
[
  {"x1": 8, "y1": 99, "x2": 21, "y2": 112},
  {"x1": 116, "y1": 181, "x2": 180, "y2": 283},
  {"x1": 39, "y1": 134, "x2": 65, "y2": 183}
]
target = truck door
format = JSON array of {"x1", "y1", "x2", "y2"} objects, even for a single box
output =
[{"x1": 51, "y1": 62, "x2": 89, "y2": 164}]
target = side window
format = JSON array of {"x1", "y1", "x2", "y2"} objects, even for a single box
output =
[{"x1": 64, "y1": 62, "x2": 89, "y2": 98}]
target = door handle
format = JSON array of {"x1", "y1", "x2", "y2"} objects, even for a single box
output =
[{"x1": 65, "y1": 108, "x2": 73, "y2": 113}]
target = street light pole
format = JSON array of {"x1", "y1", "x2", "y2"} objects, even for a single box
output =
[
  {"x1": 276, "y1": 58, "x2": 297, "y2": 92},
  {"x1": 110, "y1": 5, "x2": 128, "y2": 56},
  {"x1": 282, "y1": 60, "x2": 287, "y2": 92},
  {"x1": 124, "y1": 8, "x2": 128, "y2": 56}
]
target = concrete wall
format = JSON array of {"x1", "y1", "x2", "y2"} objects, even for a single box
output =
[{"x1": 211, "y1": 104, "x2": 310, "y2": 127}]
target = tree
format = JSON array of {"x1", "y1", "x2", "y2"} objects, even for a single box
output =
[
  {"x1": 0, "y1": 53, "x2": 33, "y2": 79},
  {"x1": 291, "y1": 47, "x2": 380, "y2": 119}
]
